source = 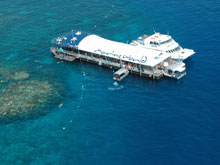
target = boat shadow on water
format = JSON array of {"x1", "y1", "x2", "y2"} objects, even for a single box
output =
[{"x1": 184, "y1": 57, "x2": 195, "y2": 70}]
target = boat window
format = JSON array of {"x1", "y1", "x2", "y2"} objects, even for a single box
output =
[
  {"x1": 138, "y1": 39, "x2": 144, "y2": 45},
  {"x1": 120, "y1": 73, "x2": 125, "y2": 77},
  {"x1": 150, "y1": 41, "x2": 159, "y2": 46},
  {"x1": 159, "y1": 38, "x2": 172, "y2": 45}
]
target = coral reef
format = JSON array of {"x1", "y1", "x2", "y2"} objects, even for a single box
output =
[
  {"x1": 0, "y1": 69, "x2": 11, "y2": 81},
  {"x1": 11, "y1": 71, "x2": 30, "y2": 80},
  {"x1": 0, "y1": 69, "x2": 30, "y2": 81},
  {"x1": 0, "y1": 68, "x2": 63, "y2": 122},
  {"x1": 0, "y1": 14, "x2": 27, "y2": 25}
]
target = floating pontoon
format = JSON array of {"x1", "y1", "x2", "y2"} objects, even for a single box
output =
[{"x1": 51, "y1": 30, "x2": 187, "y2": 80}]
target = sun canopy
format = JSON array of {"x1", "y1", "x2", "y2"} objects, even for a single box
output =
[
  {"x1": 57, "y1": 48, "x2": 64, "y2": 53},
  {"x1": 78, "y1": 35, "x2": 170, "y2": 67}
]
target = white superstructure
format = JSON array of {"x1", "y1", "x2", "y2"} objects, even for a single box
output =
[{"x1": 130, "y1": 33, "x2": 195, "y2": 61}]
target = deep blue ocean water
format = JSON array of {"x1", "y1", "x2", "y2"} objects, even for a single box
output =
[{"x1": 0, "y1": 0, "x2": 220, "y2": 164}]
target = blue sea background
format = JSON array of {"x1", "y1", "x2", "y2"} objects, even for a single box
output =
[{"x1": 0, "y1": 0, "x2": 220, "y2": 164}]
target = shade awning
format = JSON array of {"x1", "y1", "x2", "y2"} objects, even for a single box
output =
[
  {"x1": 78, "y1": 35, "x2": 171, "y2": 67},
  {"x1": 57, "y1": 48, "x2": 64, "y2": 53}
]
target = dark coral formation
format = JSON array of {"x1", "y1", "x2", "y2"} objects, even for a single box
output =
[{"x1": 0, "y1": 69, "x2": 63, "y2": 122}]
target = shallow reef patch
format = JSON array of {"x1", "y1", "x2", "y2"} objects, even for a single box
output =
[
  {"x1": 10, "y1": 71, "x2": 30, "y2": 80},
  {"x1": 0, "y1": 80, "x2": 62, "y2": 122},
  {"x1": 0, "y1": 67, "x2": 64, "y2": 123}
]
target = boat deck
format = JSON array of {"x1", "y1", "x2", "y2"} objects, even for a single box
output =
[
  {"x1": 51, "y1": 31, "x2": 88, "y2": 48},
  {"x1": 50, "y1": 47, "x2": 162, "y2": 79}
]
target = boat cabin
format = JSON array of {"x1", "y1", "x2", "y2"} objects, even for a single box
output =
[{"x1": 113, "y1": 68, "x2": 129, "y2": 81}]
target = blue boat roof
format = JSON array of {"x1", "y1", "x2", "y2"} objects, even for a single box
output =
[{"x1": 52, "y1": 31, "x2": 88, "y2": 48}]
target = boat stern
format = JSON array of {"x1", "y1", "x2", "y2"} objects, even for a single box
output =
[{"x1": 171, "y1": 48, "x2": 195, "y2": 61}]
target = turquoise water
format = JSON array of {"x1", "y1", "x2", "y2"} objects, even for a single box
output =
[{"x1": 0, "y1": 0, "x2": 220, "y2": 164}]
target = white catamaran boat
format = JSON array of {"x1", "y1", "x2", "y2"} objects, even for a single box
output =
[{"x1": 130, "y1": 33, "x2": 195, "y2": 61}]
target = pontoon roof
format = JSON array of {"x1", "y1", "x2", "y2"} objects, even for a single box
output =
[{"x1": 78, "y1": 35, "x2": 170, "y2": 67}]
